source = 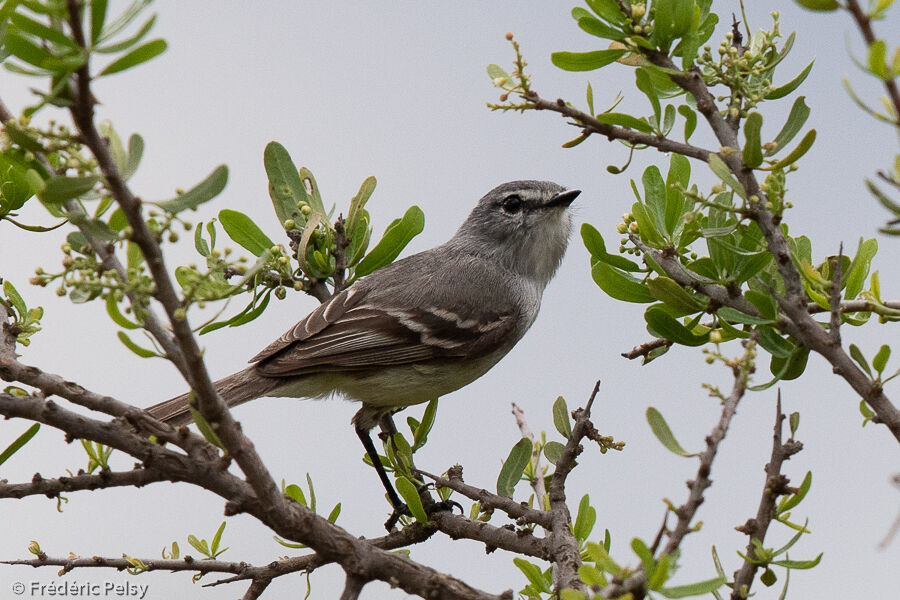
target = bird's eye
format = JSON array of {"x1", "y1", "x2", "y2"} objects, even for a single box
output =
[{"x1": 501, "y1": 194, "x2": 523, "y2": 214}]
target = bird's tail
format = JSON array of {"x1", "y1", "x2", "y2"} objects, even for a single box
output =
[{"x1": 146, "y1": 366, "x2": 281, "y2": 427}]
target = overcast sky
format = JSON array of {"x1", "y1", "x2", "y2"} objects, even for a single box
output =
[{"x1": 1, "y1": 2, "x2": 898, "y2": 599}]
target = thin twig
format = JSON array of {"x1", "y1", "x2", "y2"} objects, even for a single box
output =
[
  {"x1": 661, "y1": 339, "x2": 753, "y2": 555},
  {"x1": 511, "y1": 402, "x2": 548, "y2": 507},
  {"x1": 730, "y1": 393, "x2": 803, "y2": 599},
  {"x1": 544, "y1": 381, "x2": 602, "y2": 594},
  {"x1": 417, "y1": 468, "x2": 552, "y2": 529},
  {"x1": 844, "y1": 0, "x2": 900, "y2": 126}
]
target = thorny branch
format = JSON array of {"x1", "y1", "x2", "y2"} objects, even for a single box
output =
[
  {"x1": 598, "y1": 348, "x2": 755, "y2": 599},
  {"x1": 730, "y1": 395, "x2": 803, "y2": 599}
]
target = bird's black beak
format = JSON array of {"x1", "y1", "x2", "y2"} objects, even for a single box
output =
[{"x1": 547, "y1": 188, "x2": 581, "y2": 208}]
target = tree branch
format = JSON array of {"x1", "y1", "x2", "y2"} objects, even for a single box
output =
[
  {"x1": 417, "y1": 467, "x2": 552, "y2": 528},
  {"x1": 0, "y1": 466, "x2": 166, "y2": 500},
  {"x1": 730, "y1": 393, "x2": 803, "y2": 599},
  {"x1": 544, "y1": 381, "x2": 603, "y2": 594},
  {"x1": 523, "y1": 91, "x2": 713, "y2": 162},
  {"x1": 845, "y1": 0, "x2": 900, "y2": 127},
  {"x1": 660, "y1": 340, "x2": 753, "y2": 555}
]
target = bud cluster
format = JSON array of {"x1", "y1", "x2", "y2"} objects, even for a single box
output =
[{"x1": 696, "y1": 12, "x2": 783, "y2": 118}]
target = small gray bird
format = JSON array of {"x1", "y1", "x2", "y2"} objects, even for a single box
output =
[{"x1": 147, "y1": 180, "x2": 579, "y2": 514}]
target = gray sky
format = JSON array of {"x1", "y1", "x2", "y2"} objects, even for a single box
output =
[{"x1": 1, "y1": 2, "x2": 898, "y2": 598}]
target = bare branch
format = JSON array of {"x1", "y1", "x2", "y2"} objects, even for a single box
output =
[
  {"x1": 661, "y1": 340, "x2": 753, "y2": 555},
  {"x1": 511, "y1": 402, "x2": 548, "y2": 506},
  {"x1": 544, "y1": 381, "x2": 602, "y2": 594},
  {"x1": 0, "y1": 466, "x2": 165, "y2": 500},
  {"x1": 417, "y1": 467, "x2": 552, "y2": 528},
  {"x1": 730, "y1": 393, "x2": 803, "y2": 599},
  {"x1": 523, "y1": 91, "x2": 713, "y2": 162}
]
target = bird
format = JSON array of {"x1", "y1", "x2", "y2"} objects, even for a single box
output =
[{"x1": 147, "y1": 180, "x2": 579, "y2": 518}]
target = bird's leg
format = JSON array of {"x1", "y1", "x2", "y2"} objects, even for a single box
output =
[
  {"x1": 354, "y1": 423, "x2": 409, "y2": 530},
  {"x1": 379, "y1": 413, "x2": 462, "y2": 519}
]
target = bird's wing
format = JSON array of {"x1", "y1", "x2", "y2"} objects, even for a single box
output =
[{"x1": 250, "y1": 264, "x2": 521, "y2": 378}]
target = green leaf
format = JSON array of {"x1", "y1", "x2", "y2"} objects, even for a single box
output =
[
  {"x1": 678, "y1": 104, "x2": 697, "y2": 141},
  {"x1": 573, "y1": 494, "x2": 597, "y2": 541},
  {"x1": 636, "y1": 67, "x2": 662, "y2": 127},
  {"x1": 327, "y1": 503, "x2": 341, "y2": 523},
  {"x1": 707, "y1": 154, "x2": 747, "y2": 200},
  {"x1": 594, "y1": 112, "x2": 654, "y2": 133},
  {"x1": 95, "y1": 14, "x2": 156, "y2": 54},
  {"x1": 659, "y1": 576, "x2": 727, "y2": 598},
  {"x1": 646, "y1": 407, "x2": 697, "y2": 456},
  {"x1": 772, "y1": 554, "x2": 823, "y2": 569},
  {"x1": 760, "y1": 346, "x2": 810, "y2": 388},
  {"x1": 873, "y1": 345, "x2": 891, "y2": 376},
  {"x1": 585, "y1": 0, "x2": 626, "y2": 23},
  {"x1": 284, "y1": 483, "x2": 307, "y2": 505},
  {"x1": 645, "y1": 306, "x2": 709, "y2": 346},
  {"x1": 497, "y1": 437, "x2": 532, "y2": 497},
  {"x1": 745, "y1": 289, "x2": 779, "y2": 320},
  {"x1": 4, "y1": 29, "x2": 58, "y2": 69},
  {"x1": 553, "y1": 396, "x2": 572, "y2": 438},
  {"x1": 210, "y1": 521, "x2": 226, "y2": 555},
  {"x1": 794, "y1": 0, "x2": 839, "y2": 10},
  {"x1": 543, "y1": 440, "x2": 565, "y2": 464},
  {"x1": 105, "y1": 294, "x2": 140, "y2": 329},
  {"x1": 3, "y1": 280, "x2": 27, "y2": 317},
  {"x1": 742, "y1": 112, "x2": 764, "y2": 168},
  {"x1": 0, "y1": 423, "x2": 40, "y2": 467},
  {"x1": 155, "y1": 165, "x2": 228, "y2": 213},
  {"x1": 766, "y1": 61, "x2": 814, "y2": 100},
  {"x1": 39, "y1": 175, "x2": 99, "y2": 205},
  {"x1": 193, "y1": 222, "x2": 210, "y2": 257},
  {"x1": 513, "y1": 558, "x2": 551, "y2": 593},
  {"x1": 346, "y1": 176, "x2": 376, "y2": 238},
  {"x1": 631, "y1": 538, "x2": 655, "y2": 577},
  {"x1": 757, "y1": 326, "x2": 796, "y2": 359},
  {"x1": 396, "y1": 476, "x2": 428, "y2": 523},
  {"x1": 486, "y1": 63, "x2": 516, "y2": 90},
  {"x1": 581, "y1": 223, "x2": 643, "y2": 271},
  {"x1": 770, "y1": 97, "x2": 810, "y2": 155},
  {"x1": 117, "y1": 331, "x2": 160, "y2": 358},
  {"x1": 412, "y1": 398, "x2": 438, "y2": 451},
  {"x1": 868, "y1": 40, "x2": 890, "y2": 78},
  {"x1": 218, "y1": 209, "x2": 274, "y2": 257},
  {"x1": 575, "y1": 565, "x2": 604, "y2": 588},
  {"x1": 778, "y1": 471, "x2": 812, "y2": 512},
  {"x1": 591, "y1": 261, "x2": 655, "y2": 303},
  {"x1": 10, "y1": 13, "x2": 79, "y2": 49},
  {"x1": 643, "y1": 165, "x2": 668, "y2": 234},
  {"x1": 575, "y1": 12, "x2": 628, "y2": 41},
  {"x1": 98, "y1": 38, "x2": 167, "y2": 76},
  {"x1": 551, "y1": 49, "x2": 626, "y2": 71},
  {"x1": 186, "y1": 534, "x2": 209, "y2": 556},
  {"x1": 585, "y1": 542, "x2": 623, "y2": 576},
  {"x1": 849, "y1": 343, "x2": 872, "y2": 377},
  {"x1": 355, "y1": 205, "x2": 424, "y2": 277},
  {"x1": 844, "y1": 238, "x2": 878, "y2": 299},
  {"x1": 298, "y1": 167, "x2": 326, "y2": 216},
  {"x1": 770, "y1": 129, "x2": 816, "y2": 170},
  {"x1": 124, "y1": 133, "x2": 144, "y2": 180},
  {"x1": 586, "y1": 81, "x2": 595, "y2": 114},
  {"x1": 90, "y1": 0, "x2": 109, "y2": 44},
  {"x1": 647, "y1": 277, "x2": 706, "y2": 314}
]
